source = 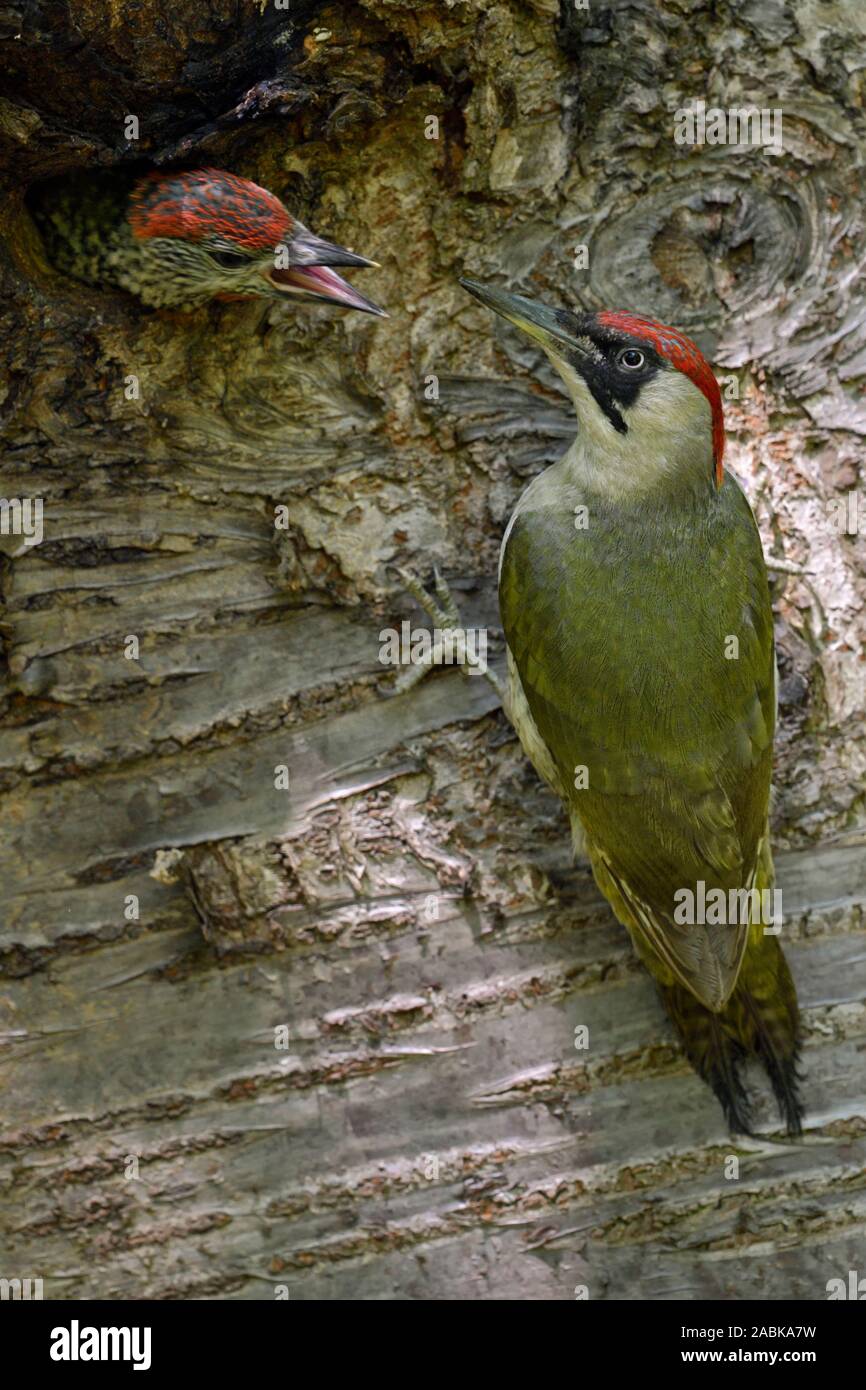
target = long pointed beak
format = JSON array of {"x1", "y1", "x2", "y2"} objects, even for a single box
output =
[
  {"x1": 460, "y1": 278, "x2": 586, "y2": 358},
  {"x1": 267, "y1": 223, "x2": 388, "y2": 316},
  {"x1": 289, "y1": 227, "x2": 380, "y2": 270}
]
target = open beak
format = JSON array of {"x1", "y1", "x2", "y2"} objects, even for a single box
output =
[
  {"x1": 268, "y1": 225, "x2": 388, "y2": 317},
  {"x1": 460, "y1": 278, "x2": 586, "y2": 358}
]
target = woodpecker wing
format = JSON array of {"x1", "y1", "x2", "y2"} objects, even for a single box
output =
[{"x1": 499, "y1": 468, "x2": 776, "y2": 1012}]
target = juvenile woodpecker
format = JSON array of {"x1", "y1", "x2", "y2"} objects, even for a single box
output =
[
  {"x1": 453, "y1": 279, "x2": 803, "y2": 1134},
  {"x1": 31, "y1": 167, "x2": 386, "y2": 316}
]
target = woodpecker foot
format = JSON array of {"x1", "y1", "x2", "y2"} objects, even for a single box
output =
[
  {"x1": 389, "y1": 566, "x2": 507, "y2": 704},
  {"x1": 765, "y1": 558, "x2": 810, "y2": 576},
  {"x1": 765, "y1": 557, "x2": 827, "y2": 639}
]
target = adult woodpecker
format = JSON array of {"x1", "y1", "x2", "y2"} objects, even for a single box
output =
[
  {"x1": 402, "y1": 279, "x2": 803, "y2": 1135},
  {"x1": 30, "y1": 167, "x2": 387, "y2": 316}
]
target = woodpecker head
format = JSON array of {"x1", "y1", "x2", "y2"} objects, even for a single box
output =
[
  {"x1": 34, "y1": 167, "x2": 386, "y2": 315},
  {"x1": 461, "y1": 279, "x2": 723, "y2": 495},
  {"x1": 122, "y1": 169, "x2": 387, "y2": 314}
]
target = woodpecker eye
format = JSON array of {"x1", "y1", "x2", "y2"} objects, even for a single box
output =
[
  {"x1": 210, "y1": 250, "x2": 249, "y2": 269},
  {"x1": 617, "y1": 348, "x2": 646, "y2": 370}
]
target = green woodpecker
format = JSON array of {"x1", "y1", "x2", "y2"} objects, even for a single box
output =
[
  {"x1": 30, "y1": 167, "x2": 386, "y2": 315},
  {"x1": 462, "y1": 278, "x2": 803, "y2": 1135}
]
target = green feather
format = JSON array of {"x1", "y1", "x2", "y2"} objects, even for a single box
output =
[{"x1": 501, "y1": 467, "x2": 801, "y2": 1130}]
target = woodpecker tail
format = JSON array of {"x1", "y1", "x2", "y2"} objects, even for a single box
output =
[{"x1": 658, "y1": 928, "x2": 804, "y2": 1135}]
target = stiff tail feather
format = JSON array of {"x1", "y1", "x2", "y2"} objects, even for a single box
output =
[{"x1": 657, "y1": 929, "x2": 804, "y2": 1135}]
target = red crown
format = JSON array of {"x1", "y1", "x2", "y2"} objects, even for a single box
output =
[{"x1": 129, "y1": 169, "x2": 293, "y2": 252}]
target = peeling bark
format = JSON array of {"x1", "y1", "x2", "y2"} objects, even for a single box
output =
[{"x1": 0, "y1": 0, "x2": 865, "y2": 1300}]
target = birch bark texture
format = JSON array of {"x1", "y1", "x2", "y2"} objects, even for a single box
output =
[{"x1": 0, "y1": 0, "x2": 864, "y2": 1300}]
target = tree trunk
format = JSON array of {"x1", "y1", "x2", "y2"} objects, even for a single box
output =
[{"x1": 1, "y1": 0, "x2": 864, "y2": 1300}]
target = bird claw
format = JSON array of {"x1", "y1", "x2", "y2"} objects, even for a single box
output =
[
  {"x1": 388, "y1": 566, "x2": 506, "y2": 703},
  {"x1": 766, "y1": 558, "x2": 810, "y2": 576},
  {"x1": 392, "y1": 565, "x2": 459, "y2": 631}
]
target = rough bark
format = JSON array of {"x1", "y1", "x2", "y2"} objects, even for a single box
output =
[{"x1": 0, "y1": 0, "x2": 864, "y2": 1300}]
